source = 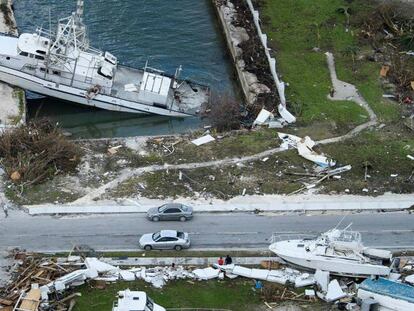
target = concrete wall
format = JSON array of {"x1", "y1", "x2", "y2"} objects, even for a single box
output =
[{"x1": 0, "y1": 0, "x2": 26, "y2": 128}]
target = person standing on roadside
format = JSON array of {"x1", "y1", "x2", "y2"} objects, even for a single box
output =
[{"x1": 225, "y1": 255, "x2": 232, "y2": 265}]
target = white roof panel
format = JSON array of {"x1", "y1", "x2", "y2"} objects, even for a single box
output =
[
  {"x1": 140, "y1": 72, "x2": 171, "y2": 97},
  {"x1": 152, "y1": 76, "x2": 162, "y2": 93},
  {"x1": 159, "y1": 76, "x2": 171, "y2": 97},
  {"x1": 0, "y1": 36, "x2": 19, "y2": 57},
  {"x1": 17, "y1": 33, "x2": 49, "y2": 55}
]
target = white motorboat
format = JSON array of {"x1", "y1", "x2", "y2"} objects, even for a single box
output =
[
  {"x1": 0, "y1": 0, "x2": 209, "y2": 117},
  {"x1": 112, "y1": 289, "x2": 165, "y2": 311},
  {"x1": 269, "y1": 225, "x2": 392, "y2": 277}
]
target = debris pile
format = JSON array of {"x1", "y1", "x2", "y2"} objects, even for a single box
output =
[
  {"x1": 2, "y1": 251, "x2": 414, "y2": 311},
  {"x1": 213, "y1": 0, "x2": 296, "y2": 126},
  {"x1": 0, "y1": 251, "x2": 82, "y2": 310},
  {"x1": 278, "y1": 133, "x2": 336, "y2": 168},
  {"x1": 0, "y1": 119, "x2": 82, "y2": 186},
  {"x1": 358, "y1": 3, "x2": 414, "y2": 112}
]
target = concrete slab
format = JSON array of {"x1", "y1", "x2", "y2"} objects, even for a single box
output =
[
  {"x1": 26, "y1": 193, "x2": 414, "y2": 215},
  {"x1": 0, "y1": 0, "x2": 25, "y2": 128}
]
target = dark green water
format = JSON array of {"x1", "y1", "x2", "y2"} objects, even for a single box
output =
[{"x1": 13, "y1": 0, "x2": 237, "y2": 138}]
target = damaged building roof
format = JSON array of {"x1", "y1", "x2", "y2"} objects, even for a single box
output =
[{"x1": 359, "y1": 278, "x2": 414, "y2": 303}]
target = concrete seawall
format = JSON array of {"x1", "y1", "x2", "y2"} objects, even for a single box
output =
[
  {"x1": 212, "y1": 0, "x2": 271, "y2": 107},
  {"x1": 0, "y1": 0, "x2": 25, "y2": 129}
]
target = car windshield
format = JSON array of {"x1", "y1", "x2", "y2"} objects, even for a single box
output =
[
  {"x1": 177, "y1": 231, "x2": 184, "y2": 239},
  {"x1": 157, "y1": 205, "x2": 167, "y2": 212},
  {"x1": 152, "y1": 232, "x2": 161, "y2": 241}
]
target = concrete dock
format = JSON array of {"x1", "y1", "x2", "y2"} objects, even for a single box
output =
[{"x1": 0, "y1": 0, "x2": 25, "y2": 129}]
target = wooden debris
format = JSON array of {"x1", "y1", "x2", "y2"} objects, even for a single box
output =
[
  {"x1": 15, "y1": 288, "x2": 41, "y2": 311},
  {"x1": 380, "y1": 65, "x2": 390, "y2": 77},
  {"x1": 0, "y1": 250, "x2": 81, "y2": 311}
]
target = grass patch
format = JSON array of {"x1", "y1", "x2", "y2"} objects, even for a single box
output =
[
  {"x1": 42, "y1": 250, "x2": 269, "y2": 259},
  {"x1": 322, "y1": 125, "x2": 414, "y2": 194},
  {"x1": 4, "y1": 177, "x2": 82, "y2": 205},
  {"x1": 73, "y1": 280, "x2": 261, "y2": 311},
  {"x1": 109, "y1": 151, "x2": 312, "y2": 200},
  {"x1": 148, "y1": 129, "x2": 281, "y2": 165},
  {"x1": 261, "y1": 0, "x2": 399, "y2": 125}
]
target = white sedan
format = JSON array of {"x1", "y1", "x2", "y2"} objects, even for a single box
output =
[{"x1": 139, "y1": 230, "x2": 191, "y2": 251}]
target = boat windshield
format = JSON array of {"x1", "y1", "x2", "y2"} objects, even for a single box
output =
[
  {"x1": 335, "y1": 230, "x2": 361, "y2": 243},
  {"x1": 145, "y1": 297, "x2": 154, "y2": 311}
]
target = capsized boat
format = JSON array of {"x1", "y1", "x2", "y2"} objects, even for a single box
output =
[
  {"x1": 269, "y1": 225, "x2": 392, "y2": 277},
  {"x1": 0, "y1": 0, "x2": 209, "y2": 117}
]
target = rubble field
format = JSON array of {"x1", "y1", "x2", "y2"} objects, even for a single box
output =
[
  {"x1": 2, "y1": 119, "x2": 412, "y2": 206},
  {"x1": 1, "y1": 250, "x2": 414, "y2": 311}
]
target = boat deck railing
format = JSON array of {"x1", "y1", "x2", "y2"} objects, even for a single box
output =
[{"x1": 269, "y1": 233, "x2": 316, "y2": 244}]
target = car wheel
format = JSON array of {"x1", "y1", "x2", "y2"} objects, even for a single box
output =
[
  {"x1": 144, "y1": 245, "x2": 152, "y2": 251},
  {"x1": 179, "y1": 216, "x2": 187, "y2": 222},
  {"x1": 152, "y1": 216, "x2": 160, "y2": 222},
  {"x1": 174, "y1": 245, "x2": 182, "y2": 251}
]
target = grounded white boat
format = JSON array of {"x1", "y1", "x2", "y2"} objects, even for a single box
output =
[
  {"x1": 0, "y1": 0, "x2": 209, "y2": 117},
  {"x1": 269, "y1": 225, "x2": 392, "y2": 277},
  {"x1": 112, "y1": 289, "x2": 165, "y2": 311}
]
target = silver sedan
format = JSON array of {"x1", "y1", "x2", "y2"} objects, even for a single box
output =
[
  {"x1": 139, "y1": 230, "x2": 191, "y2": 251},
  {"x1": 146, "y1": 203, "x2": 193, "y2": 222}
]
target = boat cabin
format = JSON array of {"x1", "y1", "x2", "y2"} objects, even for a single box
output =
[{"x1": 112, "y1": 289, "x2": 166, "y2": 311}]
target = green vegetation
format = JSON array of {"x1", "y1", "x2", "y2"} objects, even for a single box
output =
[
  {"x1": 8, "y1": 89, "x2": 26, "y2": 125},
  {"x1": 43, "y1": 250, "x2": 268, "y2": 259},
  {"x1": 322, "y1": 125, "x2": 414, "y2": 194},
  {"x1": 148, "y1": 129, "x2": 281, "y2": 165},
  {"x1": 109, "y1": 150, "x2": 307, "y2": 200},
  {"x1": 73, "y1": 280, "x2": 261, "y2": 311},
  {"x1": 262, "y1": 0, "x2": 400, "y2": 124}
]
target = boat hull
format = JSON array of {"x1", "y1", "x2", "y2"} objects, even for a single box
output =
[
  {"x1": 0, "y1": 65, "x2": 192, "y2": 117},
  {"x1": 270, "y1": 242, "x2": 390, "y2": 278}
]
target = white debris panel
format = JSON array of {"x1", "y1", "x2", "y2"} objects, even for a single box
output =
[
  {"x1": 191, "y1": 134, "x2": 216, "y2": 146},
  {"x1": 39, "y1": 257, "x2": 316, "y2": 296},
  {"x1": 215, "y1": 264, "x2": 315, "y2": 287},
  {"x1": 278, "y1": 132, "x2": 336, "y2": 168}
]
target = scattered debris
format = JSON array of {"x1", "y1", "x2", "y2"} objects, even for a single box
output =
[
  {"x1": 278, "y1": 104, "x2": 296, "y2": 124},
  {"x1": 380, "y1": 65, "x2": 390, "y2": 77},
  {"x1": 278, "y1": 133, "x2": 336, "y2": 168},
  {"x1": 324, "y1": 279, "x2": 347, "y2": 302},
  {"x1": 253, "y1": 109, "x2": 274, "y2": 127},
  {"x1": 315, "y1": 270, "x2": 330, "y2": 293},
  {"x1": 2, "y1": 249, "x2": 414, "y2": 311},
  {"x1": 108, "y1": 145, "x2": 123, "y2": 155},
  {"x1": 192, "y1": 267, "x2": 220, "y2": 280}
]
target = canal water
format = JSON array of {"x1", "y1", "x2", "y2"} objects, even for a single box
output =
[{"x1": 13, "y1": 0, "x2": 237, "y2": 138}]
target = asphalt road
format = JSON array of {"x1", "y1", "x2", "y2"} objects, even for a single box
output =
[{"x1": 1, "y1": 211, "x2": 414, "y2": 252}]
